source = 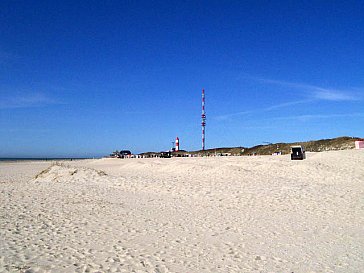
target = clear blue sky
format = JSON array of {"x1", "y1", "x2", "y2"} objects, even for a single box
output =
[{"x1": 1, "y1": 0, "x2": 363, "y2": 157}]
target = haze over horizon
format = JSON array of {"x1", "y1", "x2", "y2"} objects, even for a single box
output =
[{"x1": 1, "y1": 1, "x2": 363, "y2": 158}]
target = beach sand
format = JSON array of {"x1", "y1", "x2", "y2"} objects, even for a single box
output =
[{"x1": 1, "y1": 150, "x2": 363, "y2": 272}]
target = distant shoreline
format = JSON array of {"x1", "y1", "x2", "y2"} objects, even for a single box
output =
[{"x1": 0, "y1": 158, "x2": 94, "y2": 163}]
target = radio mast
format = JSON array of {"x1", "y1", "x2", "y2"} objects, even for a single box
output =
[{"x1": 201, "y1": 89, "x2": 206, "y2": 150}]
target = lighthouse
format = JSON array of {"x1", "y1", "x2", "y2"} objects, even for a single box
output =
[{"x1": 175, "y1": 137, "x2": 180, "y2": 152}]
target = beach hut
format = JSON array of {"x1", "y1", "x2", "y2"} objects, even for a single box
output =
[
  {"x1": 291, "y1": 145, "x2": 306, "y2": 160},
  {"x1": 355, "y1": 140, "x2": 364, "y2": 149},
  {"x1": 160, "y1": 151, "x2": 171, "y2": 158}
]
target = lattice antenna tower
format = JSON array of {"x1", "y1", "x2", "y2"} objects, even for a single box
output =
[{"x1": 201, "y1": 89, "x2": 206, "y2": 150}]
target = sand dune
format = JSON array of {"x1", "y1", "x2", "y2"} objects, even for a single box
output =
[{"x1": 1, "y1": 150, "x2": 363, "y2": 272}]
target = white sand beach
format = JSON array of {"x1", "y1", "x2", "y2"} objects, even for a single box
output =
[{"x1": 1, "y1": 150, "x2": 363, "y2": 273}]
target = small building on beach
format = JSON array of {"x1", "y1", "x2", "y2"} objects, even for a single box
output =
[
  {"x1": 110, "y1": 150, "x2": 132, "y2": 158},
  {"x1": 355, "y1": 140, "x2": 364, "y2": 149}
]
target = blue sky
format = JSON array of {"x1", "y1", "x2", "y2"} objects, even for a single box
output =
[{"x1": 1, "y1": 0, "x2": 363, "y2": 157}]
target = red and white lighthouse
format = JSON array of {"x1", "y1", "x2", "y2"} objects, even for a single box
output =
[{"x1": 175, "y1": 137, "x2": 180, "y2": 152}]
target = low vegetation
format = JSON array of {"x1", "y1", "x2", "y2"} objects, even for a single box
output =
[{"x1": 192, "y1": 136, "x2": 361, "y2": 156}]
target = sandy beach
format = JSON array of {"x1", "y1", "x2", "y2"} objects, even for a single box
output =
[{"x1": 1, "y1": 150, "x2": 363, "y2": 273}]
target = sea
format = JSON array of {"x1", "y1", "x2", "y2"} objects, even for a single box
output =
[{"x1": 0, "y1": 158, "x2": 94, "y2": 162}]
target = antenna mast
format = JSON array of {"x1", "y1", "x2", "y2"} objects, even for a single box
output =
[{"x1": 201, "y1": 88, "x2": 206, "y2": 150}]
